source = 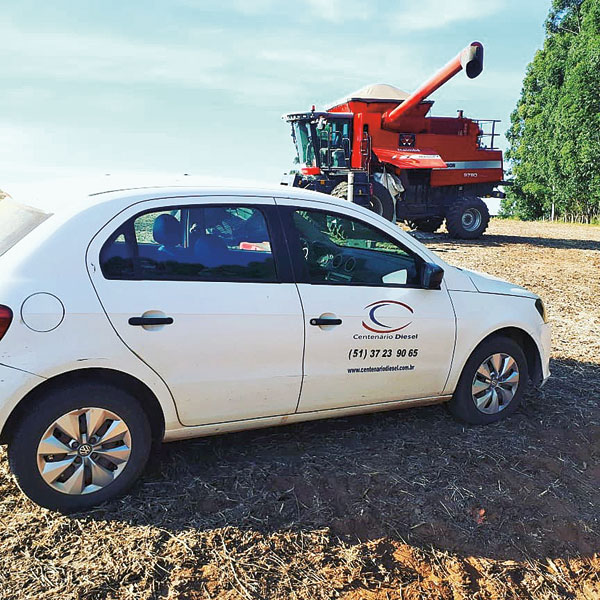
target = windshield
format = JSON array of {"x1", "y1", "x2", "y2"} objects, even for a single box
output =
[
  {"x1": 292, "y1": 121, "x2": 316, "y2": 166},
  {"x1": 0, "y1": 196, "x2": 51, "y2": 257},
  {"x1": 292, "y1": 117, "x2": 352, "y2": 170}
]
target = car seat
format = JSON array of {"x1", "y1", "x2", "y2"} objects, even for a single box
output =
[{"x1": 153, "y1": 214, "x2": 182, "y2": 257}]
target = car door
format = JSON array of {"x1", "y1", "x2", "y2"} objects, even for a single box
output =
[
  {"x1": 277, "y1": 198, "x2": 456, "y2": 412},
  {"x1": 87, "y1": 196, "x2": 304, "y2": 426}
]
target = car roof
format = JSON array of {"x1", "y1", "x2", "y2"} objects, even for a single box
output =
[{"x1": 3, "y1": 175, "x2": 343, "y2": 214}]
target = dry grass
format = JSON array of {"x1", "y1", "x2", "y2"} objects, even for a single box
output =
[{"x1": 1, "y1": 219, "x2": 599, "y2": 599}]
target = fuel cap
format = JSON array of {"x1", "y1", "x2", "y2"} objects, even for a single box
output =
[{"x1": 20, "y1": 293, "x2": 65, "y2": 332}]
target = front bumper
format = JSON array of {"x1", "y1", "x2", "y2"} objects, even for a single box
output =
[
  {"x1": 538, "y1": 375, "x2": 551, "y2": 389},
  {"x1": 539, "y1": 322, "x2": 552, "y2": 382}
]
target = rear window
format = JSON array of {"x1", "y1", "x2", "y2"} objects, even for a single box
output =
[
  {"x1": 0, "y1": 196, "x2": 51, "y2": 257},
  {"x1": 100, "y1": 204, "x2": 277, "y2": 282}
]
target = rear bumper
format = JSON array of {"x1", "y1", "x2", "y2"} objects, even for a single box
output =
[{"x1": 0, "y1": 363, "x2": 45, "y2": 442}]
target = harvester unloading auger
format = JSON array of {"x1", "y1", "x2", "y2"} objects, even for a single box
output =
[{"x1": 281, "y1": 42, "x2": 504, "y2": 239}]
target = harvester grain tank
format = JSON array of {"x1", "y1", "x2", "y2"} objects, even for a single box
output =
[{"x1": 281, "y1": 42, "x2": 504, "y2": 238}]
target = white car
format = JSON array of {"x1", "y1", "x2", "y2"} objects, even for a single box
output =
[{"x1": 0, "y1": 181, "x2": 550, "y2": 511}]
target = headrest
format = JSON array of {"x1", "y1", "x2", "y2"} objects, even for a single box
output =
[{"x1": 153, "y1": 214, "x2": 181, "y2": 247}]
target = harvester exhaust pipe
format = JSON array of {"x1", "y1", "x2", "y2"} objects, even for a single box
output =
[{"x1": 382, "y1": 41, "x2": 484, "y2": 128}]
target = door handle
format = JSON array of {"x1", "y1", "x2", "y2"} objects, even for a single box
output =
[
  {"x1": 128, "y1": 316, "x2": 174, "y2": 326},
  {"x1": 310, "y1": 317, "x2": 342, "y2": 326}
]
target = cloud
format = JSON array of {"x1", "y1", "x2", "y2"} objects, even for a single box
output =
[
  {"x1": 0, "y1": 123, "x2": 79, "y2": 187},
  {"x1": 0, "y1": 123, "x2": 55, "y2": 162},
  {"x1": 391, "y1": 0, "x2": 503, "y2": 31},
  {"x1": 182, "y1": 0, "x2": 371, "y2": 21},
  {"x1": 3, "y1": 34, "x2": 224, "y2": 89},
  {"x1": 222, "y1": 0, "x2": 502, "y2": 28},
  {"x1": 231, "y1": 0, "x2": 277, "y2": 14},
  {"x1": 304, "y1": 0, "x2": 371, "y2": 21},
  {"x1": 0, "y1": 16, "x2": 425, "y2": 109}
]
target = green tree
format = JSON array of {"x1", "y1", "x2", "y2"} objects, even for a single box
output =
[{"x1": 503, "y1": 0, "x2": 600, "y2": 222}]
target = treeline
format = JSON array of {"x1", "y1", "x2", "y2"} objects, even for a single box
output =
[{"x1": 503, "y1": 0, "x2": 600, "y2": 223}]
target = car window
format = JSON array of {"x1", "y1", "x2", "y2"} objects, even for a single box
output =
[
  {"x1": 291, "y1": 209, "x2": 420, "y2": 286},
  {"x1": 100, "y1": 205, "x2": 277, "y2": 282}
]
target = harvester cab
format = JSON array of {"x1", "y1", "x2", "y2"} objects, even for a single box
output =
[
  {"x1": 288, "y1": 111, "x2": 353, "y2": 172},
  {"x1": 281, "y1": 42, "x2": 505, "y2": 239}
]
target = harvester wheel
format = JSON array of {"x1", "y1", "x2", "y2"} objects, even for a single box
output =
[
  {"x1": 331, "y1": 182, "x2": 395, "y2": 222},
  {"x1": 407, "y1": 217, "x2": 444, "y2": 233},
  {"x1": 446, "y1": 196, "x2": 490, "y2": 239}
]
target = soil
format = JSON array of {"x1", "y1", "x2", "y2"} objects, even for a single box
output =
[{"x1": 0, "y1": 219, "x2": 599, "y2": 599}]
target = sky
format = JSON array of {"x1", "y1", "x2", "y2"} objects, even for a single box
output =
[{"x1": 0, "y1": 0, "x2": 551, "y2": 190}]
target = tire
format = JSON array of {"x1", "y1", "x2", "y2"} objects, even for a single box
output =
[
  {"x1": 8, "y1": 382, "x2": 152, "y2": 512},
  {"x1": 407, "y1": 217, "x2": 444, "y2": 233},
  {"x1": 331, "y1": 181, "x2": 395, "y2": 222},
  {"x1": 448, "y1": 336, "x2": 528, "y2": 425},
  {"x1": 445, "y1": 196, "x2": 490, "y2": 239}
]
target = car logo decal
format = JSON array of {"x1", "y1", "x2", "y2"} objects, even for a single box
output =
[{"x1": 362, "y1": 300, "x2": 414, "y2": 333}]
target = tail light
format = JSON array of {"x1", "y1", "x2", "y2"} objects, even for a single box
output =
[{"x1": 0, "y1": 305, "x2": 13, "y2": 341}]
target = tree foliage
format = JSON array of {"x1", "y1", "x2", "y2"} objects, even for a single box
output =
[{"x1": 503, "y1": 0, "x2": 600, "y2": 221}]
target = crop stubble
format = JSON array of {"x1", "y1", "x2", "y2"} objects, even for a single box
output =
[{"x1": 0, "y1": 219, "x2": 599, "y2": 599}]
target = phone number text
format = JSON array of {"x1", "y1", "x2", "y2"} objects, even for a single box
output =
[{"x1": 348, "y1": 348, "x2": 419, "y2": 361}]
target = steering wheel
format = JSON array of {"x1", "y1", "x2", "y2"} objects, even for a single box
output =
[{"x1": 310, "y1": 241, "x2": 335, "y2": 268}]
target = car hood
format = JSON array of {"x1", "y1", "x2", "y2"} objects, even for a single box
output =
[{"x1": 462, "y1": 268, "x2": 538, "y2": 299}]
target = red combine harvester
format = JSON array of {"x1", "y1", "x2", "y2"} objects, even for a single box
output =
[{"x1": 281, "y1": 42, "x2": 504, "y2": 238}]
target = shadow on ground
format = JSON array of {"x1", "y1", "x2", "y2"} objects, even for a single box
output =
[
  {"x1": 84, "y1": 357, "x2": 600, "y2": 565},
  {"x1": 413, "y1": 231, "x2": 600, "y2": 253}
]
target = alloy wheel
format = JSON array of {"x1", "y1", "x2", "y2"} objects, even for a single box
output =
[{"x1": 471, "y1": 353, "x2": 520, "y2": 414}]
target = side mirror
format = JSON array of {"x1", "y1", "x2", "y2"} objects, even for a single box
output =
[{"x1": 421, "y1": 262, "x2": 444, "y2": 290}]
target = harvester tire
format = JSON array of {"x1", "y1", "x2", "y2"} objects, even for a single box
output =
[
  {"x1": 331, "y1": 182, "x2": 395, "y2": 222},
  {"x1": 446, "y1": 196, "x2": 490, "y2": 239},
  {"x1": 407, "y1": 217, "x2": 444, "y2": 233}
]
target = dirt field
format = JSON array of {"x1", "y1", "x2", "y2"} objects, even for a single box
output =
[{"x1": 0, "y1": 219, "x2": 599, "y2": 600}]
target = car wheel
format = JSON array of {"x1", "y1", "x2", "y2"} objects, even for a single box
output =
[
  {"x1": 448, "y1": 336, "x2": 528, "y2": 424},
  {"x1": 445, "y1": 196, "x2": 490, "y2": 239},
  {"x1": 8, "y1": 382, "x2": 152, "y2": 512}
]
